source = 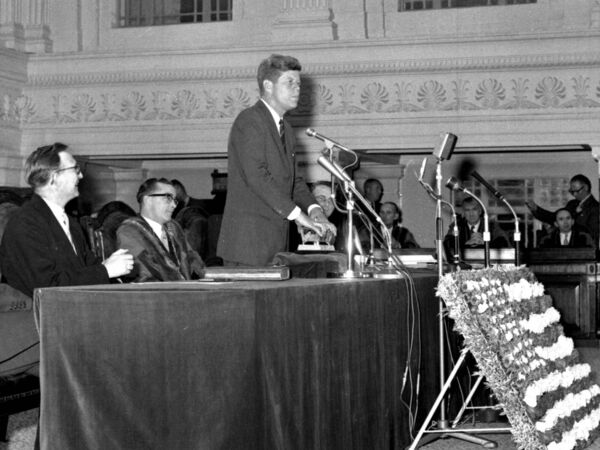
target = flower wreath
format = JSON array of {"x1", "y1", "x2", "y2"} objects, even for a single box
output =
[{"x1": 437, "y1": 266, "x2": 600, "y2": 450}]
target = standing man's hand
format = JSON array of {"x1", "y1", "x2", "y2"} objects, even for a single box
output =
[{"x1": 295, "y1": 211, "x2": 336, "y2": 240}]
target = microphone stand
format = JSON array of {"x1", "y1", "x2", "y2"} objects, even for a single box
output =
[
  {"x1": 450, "y1": 191, "x2": 460, "y2": 266},
  {"x1": 467, "y1": 194, "x2": 491, "y2": 268},
  {"x1": 411, "y1": 162, "x2": 498, "y2": 450},
  {"x1": 506, "y1": 201, "x2": 521, "y2": 266},
  {"x1": 471, "y1": 171, "x2": 520, "y2": 266},
  {"x1": 342, "y1": 179, "x2": 359, "y2": 278}
]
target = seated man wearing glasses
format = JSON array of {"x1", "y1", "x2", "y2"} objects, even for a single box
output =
[
  {"x1": 0, "y1": 143, "x2": 134, "y2": 298},
  {"x1": 116, "y1": 178, "x2": 205, "y2": 282},
  {"x1": 526, "y1": 174, "x2": 599, "y2": 246}
]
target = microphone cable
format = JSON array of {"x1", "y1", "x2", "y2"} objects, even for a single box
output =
[{"x1": 0, "y1": 341, "x2": 39, "y2": 366}]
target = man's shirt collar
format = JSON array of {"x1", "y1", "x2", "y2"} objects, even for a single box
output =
[{"x1": 261, "y1": 98, "x2": 282, "y2": 128}]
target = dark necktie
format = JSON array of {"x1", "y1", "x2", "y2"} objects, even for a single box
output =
[{"x1": 278, "y1": 119, "x2": 286, "y2": 150}]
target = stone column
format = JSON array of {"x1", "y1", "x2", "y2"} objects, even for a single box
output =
[
  {"x1": 272, "y1": 0, "x2": 335, "y2": 42},
  {"x1": 0, "y1": 0, "x2": 51, "y2": 53}
]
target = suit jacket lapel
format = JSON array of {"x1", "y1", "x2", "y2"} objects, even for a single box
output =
[
  {"x1": 32, "y1": 195, "x2": 80, "y2": 258},
  {"x1": 256, "y1": 101, "x2": 291, "y2": 161}
]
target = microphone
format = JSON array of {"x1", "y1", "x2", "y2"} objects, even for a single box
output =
[
  {"x1": 306, "y1": 128, "x2": 354, "y2": 153},
  {"x1": 471, "y1": 170, "x2": 504, "y2": 201},
  {"x1": 432, "y1": 132, "x2": 457, "y2": 161},
  {"x1": 317, "y1": 155, "x2": 353, "y2": 183},
  {"x1": 445, "y1": 176, "x2": 465, "y2": 192}
]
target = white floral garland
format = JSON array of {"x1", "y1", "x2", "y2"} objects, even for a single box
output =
[
  {"x1": 438, "y1": 267, "x2": 600, "y2": 450},
  {"x1": 534, "y1": 335, "x2": 574, "y2": 361},
  {"x1": 537, "y1": 385, "x2": 600, "y2": 432},
  {"x1": 521, "y1": 307, "x2": 561, "y2": 334},
  {"x1": 524, "y1": 363, "x2": 591, "y2": 408},
  {"x1": 547, "y1": 406, "x2": 600, "y2": 450}
]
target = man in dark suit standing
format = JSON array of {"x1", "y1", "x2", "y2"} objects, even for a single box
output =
[
  {"x1": 218, "y1": 54, "x2": 335, "y2": 266},
  {"x1": 0, "y1": 143, "x2": 133, "y2": 298}
]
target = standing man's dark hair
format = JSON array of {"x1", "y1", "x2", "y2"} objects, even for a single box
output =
[{"x1": 257, "y1": 54, "x2": 302, "y2": 95}]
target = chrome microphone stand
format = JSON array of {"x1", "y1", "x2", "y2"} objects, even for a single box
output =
[
  {"x1": 470, "y1": 171, "x2": 520, "y2": 266},
  {"x1": 411, "y1": 162, "x2": 499, "y2": 450},
  {"x1": 341, "y1": 179, "x2": 360, "y2": 278}
]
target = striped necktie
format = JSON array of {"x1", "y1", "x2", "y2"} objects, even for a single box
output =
[
  {"x1": 160, "y1": 226, "x2": 170, "y2": 250},
  {"x1": 278, "y1": 119, "x2": 286, "y2": 149}
]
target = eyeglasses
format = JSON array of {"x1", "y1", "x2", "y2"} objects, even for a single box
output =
[
  {"x1": 55, "y1": 164, "x2": 81, "y2": 175},
  {"x1": 147, "y1": 193, "x2": 178, "y2": 205},
  {"x1": 568, "y1": 186, "x2": 584, "y2": 195}
]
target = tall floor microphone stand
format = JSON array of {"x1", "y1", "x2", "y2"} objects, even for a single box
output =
[
  {"x1": 470, "y1": 171, "x2": 521, "y2": 266},
  {"x1": 342, "y1": 180, "x2": 360, "y2": 278},
  {"x1": 410, "y1": 162, "x2": 498, "y2": 450}
]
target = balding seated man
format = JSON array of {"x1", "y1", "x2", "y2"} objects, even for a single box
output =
[
  {"x1": 0, "y1": 142, "x2": 133, "y2": 298},
  {"x1": 117, "y1": 178, "x2": 205, "y2": 282}
]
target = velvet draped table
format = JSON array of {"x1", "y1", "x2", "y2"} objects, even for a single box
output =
[{"x1": 34, "y1": 273, "x2": 440, "y2": 449}]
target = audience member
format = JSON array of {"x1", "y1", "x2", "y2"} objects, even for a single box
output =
[
  {"x1": 171, "y1": 179, "x2": 209, "y2": 219},
  {"x1": 170, "y1": 179, "x2": 209, "y2": 259},
  {"x1": 378, "y1": 202, "x2": 419, "y2": 249},
  {"x1": 526, "y1": 174, "x2": 599, "y2": 246},
  {"x1": 310, "y1": 182, "x2": 350, "y2": 252},
  {"x1": 363, "y1": 178, "x2": 383, "y2": 214},
  {"x1": 93, "y1": 200, "x2": 137, "y2": 258},
  {"x1": 217, "y1": 53, "x2": 335, "y2": 266},
  {"x1": 443, "y1": 196, "x2": 510, "y2": 261},
  {"x1": 0, "y1": 143, "x2": 133, "y2": 298},
  {"x1": 538, "y1": 208, "x2": 594, "y2": 248},
  {"x1": 116, "y1": 178, "x2": 205, "y2": 282}
]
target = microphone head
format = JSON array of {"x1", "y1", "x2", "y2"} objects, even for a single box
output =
[
  {"x1": 306, "y1": 128, "x2": 316, "y2": 137},
  {"x1": 446, "y1": 176, "x2": 463, "y2": 192}
]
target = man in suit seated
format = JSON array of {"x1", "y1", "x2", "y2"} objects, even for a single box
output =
[
  {"x1": 116, "y1": 178, "x2": 205, "y2": 282},
  {"x1": 378, "y1": 202, "x2": 419, "y2": 249},
  {"x1": 538, "y1": 208, "x2": 594, "y2": 248},
  {"x1": 0, "y1": 143, "x2": 133, "y2": 298},
  {"x1": 443, "y1": 196, "x2": 510, "y2": 261},
  {"x1": 526, "y1": 174, "x2": 599, "y2": 247}
]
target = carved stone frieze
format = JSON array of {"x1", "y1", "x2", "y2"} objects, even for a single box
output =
[{"x1": 9, "y1": 63, "x2": 600, "y2": 126}]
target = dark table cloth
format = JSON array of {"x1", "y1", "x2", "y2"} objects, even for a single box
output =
[{"x1": 34, "y1": 273, "x2": 439, "y2": 449}]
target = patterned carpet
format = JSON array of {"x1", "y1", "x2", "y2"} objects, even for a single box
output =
[{"x1": 2, "y1": 347, "x2": 600, "y2": 449}]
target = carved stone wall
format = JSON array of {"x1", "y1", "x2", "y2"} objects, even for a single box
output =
[{"x1": 0, "y1": 48, "x2": 27, "y2": 185}]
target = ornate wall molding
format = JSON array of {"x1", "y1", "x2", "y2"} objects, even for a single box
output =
[
  {"x1": 10, "y1": 58, "x2": 600, "y2": 130},
  {"x1": 26, "y1": 51, "x2": 600, "y2": 88}
]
